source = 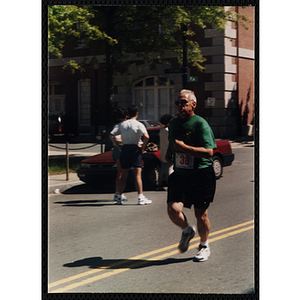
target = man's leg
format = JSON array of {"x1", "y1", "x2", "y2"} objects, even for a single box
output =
[
  {"x1": 134, "y1": 167, "x2": 143, "y2": 195},
  {"x1": 135, "y1": 167, "x2": 152, "y2": 205},
  {"x1": 115, "y1": 160, "x2": 123, "y2": 193},
  {"x1": 193, "y1": 207, "x2": 211, "y2": 262},
  {"x1": 167, "y1": 202, "x2": 188, "y2": 230},
  {"x1": 168, "y1": 202, "x2": 195, "y2": 252},
  {"x1": 194, "y1": 207, "x2": 210, "y2": 242},
  {"x1": 114, "y1": 160, "x2": 128, "y2": 202},
  {"x1": 118, "y1": 168, "x2": 129, "y2": 194}
]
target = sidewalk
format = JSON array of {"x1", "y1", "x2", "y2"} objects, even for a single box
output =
[
  {"x1": 48, "y1": 143, "x2": 104, "y2": 157},
  {"x1": 48, "y1": 138, "x2": 254, "y2": 194},
  {"x1": 48, "y1": 172, "x2": 82, "y2": 194},
  {"x1": 228, "y1": 136, "x2": 254, "y2": 148}
]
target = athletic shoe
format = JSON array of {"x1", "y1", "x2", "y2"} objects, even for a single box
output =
[
  {"x1": 178, "y1": 226, "x2": 195, "y2": 252},
  {"x1": 138, "y1": 195, "x2": 152, "y2": 205},
  {"x1": 121, "y1": 194, "x2": 128, "y2": 202},
  {"x1": 114, "y1": 194, "x2": 123, "y2": 205},
  {"x1": 193, "y1": 244, "x2": 211, "y2": 262},
  {"x1": 113, "y1": 194, "x2": 128, "y2": 204}
]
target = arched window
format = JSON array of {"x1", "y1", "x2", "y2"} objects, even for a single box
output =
[{"x1": 132, "y1": 76, "x2": 175, "y2": 121}]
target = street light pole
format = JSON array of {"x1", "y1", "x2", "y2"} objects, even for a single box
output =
[
  {"x1": 93, "y1": 63, "x2": 100, "y2": 136},
  {"x1": 182, "y1": 24, "x2": 188, "y2": 89}
]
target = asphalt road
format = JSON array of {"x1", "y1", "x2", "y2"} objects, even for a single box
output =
[{"x1": 47, "y1": 146, "x2": 255, "y2": 294}]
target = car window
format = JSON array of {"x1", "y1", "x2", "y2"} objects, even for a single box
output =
[{"x1": 147, "y1": 121, "x2": 162, "y2": 127}]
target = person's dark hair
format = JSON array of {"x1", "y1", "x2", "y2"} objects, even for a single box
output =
[
  {"x1": 113, "y1": 107, "x2": 128, "y2": 124},
  {"x1": 160, "y1": 114, "x2": 173, "y2": 126},
  {"x1": 128, "y1": 105, "x2": 139, "y2": 118}
]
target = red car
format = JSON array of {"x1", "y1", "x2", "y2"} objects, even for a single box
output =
[{"x1": 77, "y1": 122, "x2": 234, "y2": 189}]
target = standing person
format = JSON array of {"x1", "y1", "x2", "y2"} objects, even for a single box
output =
[
  {"x1": 158, "y1": 114, "x2": 173, "y2": 187},
  {"x1": 111, "y1": 107, "x2": 129, "y2": 204},
  {"x1": 110, "y1": 105, "x2": 152, "y2": 205},
  {"x1": 166, "y1": 89, "x2": 216, "y2": 262}
]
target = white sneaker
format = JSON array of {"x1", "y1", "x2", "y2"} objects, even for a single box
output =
[
  {"x1": 138, "y1": 195, "x2": 152, "y2": 205},
  {"x1": 193, "y1": 244, "x2": 210, "y2": 262},
  {"x1": 121, "y1": 194, "x2": 128, "y2": 202}
]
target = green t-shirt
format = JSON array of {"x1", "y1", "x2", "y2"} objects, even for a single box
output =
[{"x1": 168, "y1": 114, "x2": 216, "y2": 176}]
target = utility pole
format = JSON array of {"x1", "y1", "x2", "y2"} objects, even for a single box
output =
[
  {"x1": 182, "y1": 24, "x2": 188, "y2": 89},
  {"x1": 93, "y1": 63, "x2": 99, "y2": 136}
]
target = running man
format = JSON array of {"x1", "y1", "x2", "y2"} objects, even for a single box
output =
[{"x1": 166, "y1": 89, "x2": 216, "y2": 262}]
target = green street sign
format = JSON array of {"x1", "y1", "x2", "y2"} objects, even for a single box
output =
[{"x1": 187, "y1": 76, "x2": 198, "y2": 82}]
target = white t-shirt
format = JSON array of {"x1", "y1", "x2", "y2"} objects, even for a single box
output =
[{"x1": 110, "y1": 119, "x2": 147, "y2": 145}]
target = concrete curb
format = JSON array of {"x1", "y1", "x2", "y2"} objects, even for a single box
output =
[{"x1": 48, "y1": 180, "x2": 83, "y2": 194}]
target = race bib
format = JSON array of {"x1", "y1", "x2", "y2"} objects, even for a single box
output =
[{"x1": 175, "y1": 152, "x2": 194, "y2": 169}]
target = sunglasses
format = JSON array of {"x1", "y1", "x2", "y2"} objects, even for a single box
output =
[{"x1": 175, "y1": 100, "x2": 189, "y2": 106}]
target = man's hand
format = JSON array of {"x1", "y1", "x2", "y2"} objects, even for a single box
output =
[
  {"x1": 141, "y1": 132, "x2": 149, "y2": 153},
  {"x1": 174, "y1": 139, "x2": 187, "y2": 152},
  {"x1": 173, "y1": 139, "x2": 213, "y2": 159}
]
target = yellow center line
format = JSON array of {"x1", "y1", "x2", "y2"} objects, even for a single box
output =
[
  {"x1": 49, "y1": 220, "x2": 254, "y2": 293},
  {"x1": 48, "y1": 243, "x2": 179, "y2": 289}
]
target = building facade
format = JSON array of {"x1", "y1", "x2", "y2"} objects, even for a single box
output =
[{"x1": 48, "y1": 6, "x2": 255, "y2": 139}]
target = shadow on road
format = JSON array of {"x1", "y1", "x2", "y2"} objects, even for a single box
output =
[
  {"x1": 62, "y1": 183, "x2": 162, "y2": 195},
  {"x1": 54, "y1": 199, "x2": 144, "y2": 207},
  {"x1": 62, "y1": 184, "x2": 115, "y2": 194},
  {"x1": 54, "y1": 199, "x2": 116, "y2": 207},
  {"x1": 61, "y1": 183, "x2": 138, "y2": 195},
  {"x1": 63, "y1": 256, "x2": 193, "y2": 270}
]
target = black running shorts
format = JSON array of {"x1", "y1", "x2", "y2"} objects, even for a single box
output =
[
  {"x1": 120, "y1": 144, "x2": 143, "y2": 169},
  {"x1": 167, "y1": 165, "x2": 216, "y2": 210}
]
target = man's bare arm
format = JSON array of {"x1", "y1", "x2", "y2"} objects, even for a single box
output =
[
  {"x1": 141, "y1": 132, "x2": 150, "y2": 152},
  {"x1": 109, "y1": 134, "x2": 122, "y2": 149},
  {"x1": 173, "y1": 139, "x2": 213, "y2": 159}
]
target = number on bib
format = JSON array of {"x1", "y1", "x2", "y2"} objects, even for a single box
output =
[{"x1": 175, "y1": 153, "x2": 194, "y2": 169}]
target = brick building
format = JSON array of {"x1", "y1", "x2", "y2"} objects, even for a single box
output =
[{"x1": 48, "y1": 6, "x2": 255, "y2": 139}]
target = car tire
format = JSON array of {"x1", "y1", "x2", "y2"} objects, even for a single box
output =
[
  {"x1": 213, "y1": 155, "x2": 223, "y2": 180},
  {"x1": 143, "y1": 166, "x2": 159, "y2": 190}
]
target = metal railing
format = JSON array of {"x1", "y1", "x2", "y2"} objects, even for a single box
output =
[{"x1": 49, "y1": 142, "x2": 105, "y2": 180}]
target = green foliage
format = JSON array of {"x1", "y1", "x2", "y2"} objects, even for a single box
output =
[
  {"x1": 49, "y1": 5, "x2": 252, "y2": 70},
  {"x1": 48, "y1": 5, "x2": 116, "y2": 58},
  {"x1": 62, "y1": 59, "x2": 86, "y2": 75},
  {"x1": 48, "y1": 5, "x2": 253, "y2": 125}
]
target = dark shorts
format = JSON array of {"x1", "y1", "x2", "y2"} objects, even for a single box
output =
[
  {"x1": 120, "y1": 144, "x2": 143, "y2": 169},
  {"x1": 167, "y1": 165, "x2": 216, "y2": 210}
]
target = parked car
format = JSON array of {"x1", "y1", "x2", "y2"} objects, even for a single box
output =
[
  {"x1": 77, "y1": 121, "x2": 234, "y2": 189},
  {"x1": 139, "y1": 120, "x2": 163, "y2": 128},
  {"x1": 212, "y1": 140, "x2": 235, "y2": 179}
]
